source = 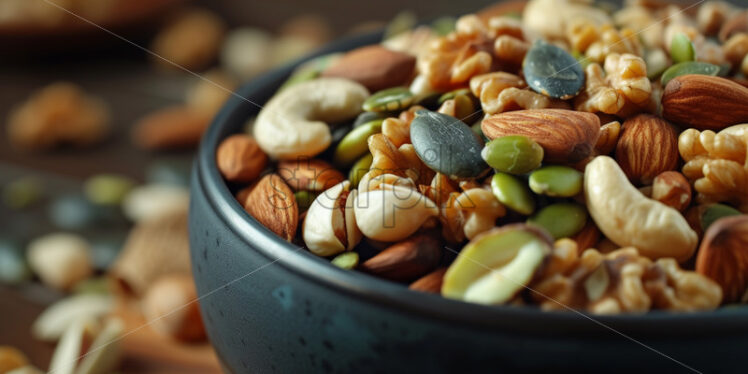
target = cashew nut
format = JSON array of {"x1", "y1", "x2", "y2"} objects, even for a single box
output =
[
  {"x1": 254, "y1": 78, "x2": 369, "y2": 159},
  {"x1": 523, "y1": 0, "x2": 611, "y2": 40},
  {"x1": 303, "y1": 181, "x2": 361, "y2": 257},
  {"x1": 353, "y1": 176, "x2": 438, "y2": 242},
  {"x1": 584, "y1": 156, "x2": 697, "y2": 262}
]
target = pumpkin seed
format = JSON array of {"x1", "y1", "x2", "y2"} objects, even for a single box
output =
[
  {"x1": 349, "y1": 153, "x2": 374, "y2": 188},
  {"x1": 523, "y1": 41, "x2": 585, "y2": 99},
  {"x1": 481, "y1": 135, "x2": 543, "y2": 175},
  {"x1": 84, "y1": 174, "x2": 135, "y2": 206},
  {"x1": 438, "y1": 88, "x2": 472, "y2": 104},
  {"x1": 670, "y1": 33, "x2": 695, "y2": 64},
  {"x1": 410, "y1": 110, "x2": 488, "y2": 178},
  {"x1": 353, "y1": 111, "x2": 387, "y2": 128},
  {"x1": 294, "y1": 190, "x2": 319, "y2": 212},
  {"x1": 362, "y1": 87, "x2": 415, "y2": 112},
  {"x1": 442, "y1": 225, "x2": 552, "y2": 305},
  {"x1": 528, "y1": 166, "x2": 583, "y2": 197},
  {"x1": 431, "y1": 16, "x2": 456, "y2": 36},
  {"x1": 490, "y1": 173, "x2": 535, "y2": 215},
  {"x1": 528, "y1": 203, "x2": 587, "y2": 239},
  {"x1": 331, "y1": 252, "x2": 359, "y2": 269},
  {"x1": 333, "y1": 120, "x2": 382, "y2": 167},
  {"x1": 701, "y1": 204, "x2": 741, "y2": 231},
  {"x1": 660, "y1": 61, "x2": 721, "y2": 86}
]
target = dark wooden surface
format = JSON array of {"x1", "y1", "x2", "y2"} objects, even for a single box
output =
[{"x1": 0, "y1": 0, "x2": 500, "y2": 371}]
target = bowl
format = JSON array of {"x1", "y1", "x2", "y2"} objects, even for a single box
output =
[{"x1": 189, "y1": 22, "x2": 748, "y2": 374}]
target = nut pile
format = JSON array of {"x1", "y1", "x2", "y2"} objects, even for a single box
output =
[{"x1": 218, "y1": 0, "x2": 748, "y2": 314}]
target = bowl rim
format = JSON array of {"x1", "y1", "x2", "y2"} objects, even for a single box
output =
[{"x1": 195, "y1": 29, "x2": 748, "y2": 337}]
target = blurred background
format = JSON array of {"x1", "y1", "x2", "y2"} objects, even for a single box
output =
[{"x1": 0, "y1": 0, "x2": 499, "y2": 372}]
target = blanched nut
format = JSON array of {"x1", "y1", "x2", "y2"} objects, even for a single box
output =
[
  {"x1": 584, "y1": 156, "x2": 698, "y2": 262},
  {"x1": 254, "y1": 78, "x2": 369, "y2": 159},
  {"x1": 469, "y1": 72, "x2": 526, "y2": 115},
  {"x1": 353, "y1": 175, "x2": 438, "y2": 242},
  {"x1": 678, "y1": 128, "x2": 748, "y2": 212},
  {"x1": 531, "y1": 240, "x2": 722, "y2": 313},
  {"x1": 27, "y1": 233, "x2": 93, "y2": 291},
  {"x1": 303, "y1": 181, "x2": 362, "y2": 257},
  {"x1": 522, "y1": 0, "x2": 611, "y2": 40},
  {"x1": 417, "y1": 16, "x2": 494, "y2": 89}
]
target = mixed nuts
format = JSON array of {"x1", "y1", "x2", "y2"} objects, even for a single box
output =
[{"x1": 217, "y1": 0, "x2": 748, "y2": 314}]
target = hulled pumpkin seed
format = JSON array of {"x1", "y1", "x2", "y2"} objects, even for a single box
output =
[
  {"x1": 482, "y1": 135, "x2": 543, "y2": 175},
  {"x1": 701, "y1": 204, "x2": 741, "y2": 231},
  {"x1": 331, "y1": 251, "x2": 359, "y2": 269},
  {"x1": 349, "y1": 153, "x2": 374, "y2": 188},
  {"x1": 333, "y1": 120, "x2": 382, "y2": 167},
  {"x1": 362, "y1": 87, "x2": 414, "y2": 112},
  {"x1": 670, "y1": 33, "x2": 695, "y2": 64},
  {"x1": 490, "y1": 173, "x2": 535, "y2": 215},
  {"x1": 528, "y1": 203, "x2": 587, "y2": 239},
  {"x1": 528, "y1": 166, "x2": 583, "y2": 197}
]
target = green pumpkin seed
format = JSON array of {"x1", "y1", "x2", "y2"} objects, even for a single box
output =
[
  {"x1": 349, "y1": 153, "x2": 374, "y2": 188},
  {"x1": 331, "y1": 251, "x2": 359, "y2": 269},
  {"x1": 661, "y1": 61, "x2": 720, "y2": 86},
  {"x1": 438, "y1": 88, "x2": 472, "y2": 104},
  {"x1": 294, "y1": 190, "x2": 319, "y2": 212},
  {"x1": 362, "y1": 87, "x2": 415, "y2": 112},
  {"x1": 523, "y1": 41, "x2": 584, "y2": 99},
  {"x1": 701, "y1": 204, "x2": 741, "y2": 231},
  {"x1": 279, "y1": 69, "x2": 319, "y2": 91},
  {"x1": 482, "y1": 135, "x2": 544, "y2": 175},
  {"x1": 528, "y1": 203, "x2": 587, "y2": 239},
  {"x1": 84, "y1": 174, "x2": 135, "y2": 206},
  {"x1": 529, "y1": 166, "x2": 583, "y2": 197},
  {"x1": 670, "y1": 33, "x2": 695, "y2": 64},
  {"x1": 353, "y1": 111, "x2": 387, "y2": 128},
  {"x1": 571, "y1": 50, "x2": 591, "y2": 69},
  {"x1": 384, "y1": 11, "x2": 417, "y2": 39},
  {"x1": 442, "y1": 225, "x2": 552, "y2": 305},
  {"x1": 431, "y1": 16, "x2": 456, "y2": 36},
  {"x1": 491, "y1": 173, "x2": 535, "y2": 215},
  {"x1": 333, "y1": 120, "x2": 382, "y2": 167}
]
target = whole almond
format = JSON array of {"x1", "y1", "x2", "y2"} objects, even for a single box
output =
[
  {"x1": 481, "y1": 109, "x2": 601, "y2": 163},
  {"x1": 244, "y1": 174, "x2": 298, "y2": 241},
  {"x1": 409, "y1": 268, "x2": 447, "y2": 293},
  {"x1": 662, "y1": 75, "x2": 748, "y2": 130},
  {"x1": 696, "y1": 215, "x2": 748, "y2": 303},
  {"x1": 652, "y1": 171, "x2": 692, "y2": 212},
  {"x1": 132, "y1": 106, "x2": 210, "y2": 150},
  {"x1": 216, "y1": 134, "x2": 268, "y2": 183},
  {"x1": 322, "y1": 45, "x2": 416, "y2": 92},
  {"x1": 277, "y1": 158, "x2": 345, "y2": 192},
  {"x1": 615, "y1": 114, "x2": 679, "y2": 185},
  {"x1": 359, "y1": 234, "x2": 441, "y2": 282}
]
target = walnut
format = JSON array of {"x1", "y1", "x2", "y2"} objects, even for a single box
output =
[
  {"x1": 604, "y1": 53, "x2": 651, "y2": 105},
  {"x1": 418, "y1": 15, "x2": 494, "y2": 89},
  {"x1": 531, "y1": 241, "x2": 722, "y2": 313},
  {"x1": 678, "y1": 129, "x2": 748, "y2": 212},
  {"x1": 493, "y1": 35, "x2": 530, "y2": 66},
  {"x1": 382, "y1": 105, "x2": 423, "y2": 147},
  {"x1": 488, "y1": 87, "x2": 571, "y2": 114},
  {"x1": 574, "y1": 63, "x2": 624, "y2": 114},
  {"x1": 566, "y1": 19, "x2": 599, "y2": 53},
  {"x1": 7, "y1": 82, "x2": 110, "y2": 150},
  {"x1": 585, "y1": 25, "x2": 643, "y2": 63},
  {"x1": 437, "y1": 185, "x2": 505, "y2": 242},
  {"x1": 486, "y1": 16, "x2": 526, "y2": 40},
  {"x1": 613, "y1": 5, "x2": 664, "y2": 48},
  {"x1": 469, "y1": 72, "x2": 526, "y2": 115}
]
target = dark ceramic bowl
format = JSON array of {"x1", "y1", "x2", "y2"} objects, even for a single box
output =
[{"x1": 189, "y1": 28, "x2": 748, "y2": 374}]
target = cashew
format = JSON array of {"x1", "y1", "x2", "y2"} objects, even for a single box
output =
[
  {"x1": 254, "y1": 78, "x2": 369, "y2": 159},
  {"x1": 353, "y1": 177, "x2": 438, "y2": 242},
  {"x1": 303, "y1": 181, "x2": 361, "y2": 257},
  {"x1": 584, "y1": 156, "x2": 697, "y2": 262},
  {"x1": 523, "y1": 0, "x2": 610, "y2": 40}
]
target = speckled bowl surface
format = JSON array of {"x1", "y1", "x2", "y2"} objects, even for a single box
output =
[{"x1": 189, "y1": 27, "x2": 748, "y2": 374}]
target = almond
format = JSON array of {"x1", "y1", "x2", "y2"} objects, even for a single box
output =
[
  {"x1": 481, "y1": 109, "x2": 600, "y2": 163},
  {"x1": 652, "y1": 171, "x2": 692, "y2": 212},
  {"x1": 277, "y1": 158, "x2": 345, "y2": 192},
  {"x1": 216, "y1": 134, "x2": 268, "y2": 183},
  {"x1": 359, "y1": 234, "x2": 441, "y2": 282},
  {"x1": 244, "y1": 174, "x2": 298, "y2": 241},
  {"x1": 695, "y1": 215, "x2": 748, "y2": 303},
  {"x1": 132, "y1": 106, "x2": 210, "y2": 150},
  {"x1": 615, "y1": 114, "x2": 679, "y2": 185},
  {"x1": 572, "y1": 220, "x2": 601, "y2": 252},
  {"x1": 409, "y1": 268, "x2": 447, "y2": 293},
  {"x1": 661, "y1": 75, "x2": 748, "y2": 131},
  {"x1": 321, "y1": 45, "x2": 416, "y2": 92}
]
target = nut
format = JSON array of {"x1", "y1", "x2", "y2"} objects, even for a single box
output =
[
  {"x1": 652, "y1": 171, "x2": 692, "y2": 212},
  {"x1": 585, "y1": 156, "x2": 698, "y2": 262},
  {"x1": 359, "y1": 234, "x2": 441, "y2": 282},
  {"x1": 695, "y1": 215, "x2": 748, "y2": 303},
  {"x1": 322, "y1": 45, "x2": 416, "y2": 92},
  {"x1": 122, "y1": 184, "x2": 189, "y2": 223},
  {"x1": 353, "y1": 175, "x2": 439, "y2": 242},
  {"x1": 216, "y1": 134, "x2": 268, "y2": 183},
  {"x1": 253, "y1": 78, "x2": 369, "y2": 159},
  {"x1": 724, "y1": 33, "x2": 748, "y2": 67},
  {"x1": 719, "y1": 10, "x2": 748, "y2": 42},
  {"x1": 142, "y1": 274, "x2": 206, "y2": 342},
  {"x1": 27, "y1": 233, "x2": 93, "y2": 291},
  {"x1": 278, "y1": 158, "x2": 344, "y2": 192},
  {"x1": 32, "y1": 294, "x2": 113, "y2": 342},
  {"x1": 594, "y1": 121, "x2": 621, "y2": 155},
  {"x1": 442, "y1": 224, "x2": 552, "y2": 305},
  {"x1": 150, "y1": 8, "x2": 226, "y2": 71},
  {"x1": 481, "y1": 109, "x2": 601, "y2": 163},
  {"x1": 0, "y1": 346, "x2": 28, "y2": 373},
  {"x1": 662, "y1": 75, "x2": 748, "y2": 130},
  {"x1": 7, "y1": 82, "x2": 110, "y2": 150},
  {"x1": 522, "y1": 0, "x2": 611, "y2": 40},
  {"x1": 698, "y1": 1, "x2": 733, "y2": 36},
  {"x1": 185, "y1": 69, "x2": 237, "y2": 118},
  {"x1": 302, "y1": 181, "x2": 361, "y2": 257},
  {"x1": 615, "y1": 114, "x2": 679, "y2": 185},
  {"x1": 244, "y1": 174, "x2": 298, "y2": 241},
  {"x1": 409, "y1": 268, "x2": 448, "y2": 293},
  {"x1": 132, "y1": 106, "x2": 210, "y2": 150}
]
